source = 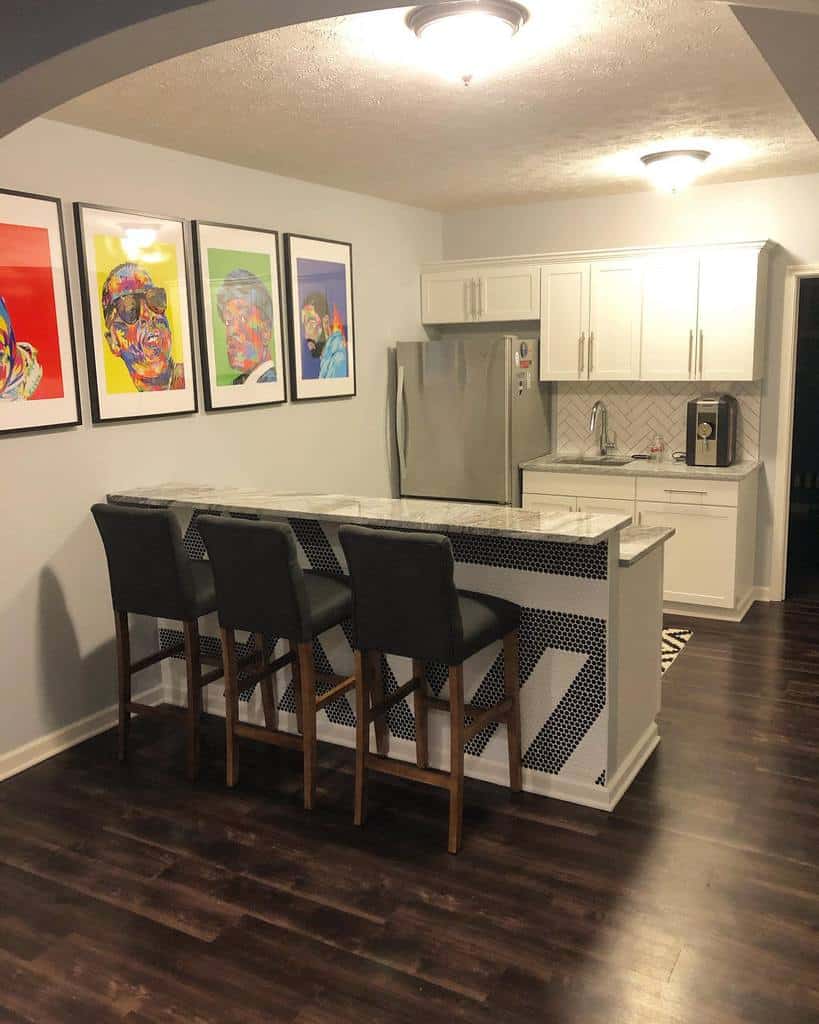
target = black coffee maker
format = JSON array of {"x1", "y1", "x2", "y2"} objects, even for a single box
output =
[{"x1": 685, "y1": 394, "x2": 738, "y2": 467}]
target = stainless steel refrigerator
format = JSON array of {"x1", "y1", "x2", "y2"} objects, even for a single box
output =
[{"x1": 395, "y1": 334, "x2": 551, "y2": 506}]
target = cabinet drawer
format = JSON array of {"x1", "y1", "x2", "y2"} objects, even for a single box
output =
[
  {"x1": 577, "y1": 496, "x2": 635, "y2": 519},
  {"x1": 523, "y1": 470, "x2": 634, "y2": 500},
  {"x1": 635, "y1": 476, "x2": 739, "y2": 507},
  {"x1": 522, "y1": 494, "x2": 577, "y2": 514}
]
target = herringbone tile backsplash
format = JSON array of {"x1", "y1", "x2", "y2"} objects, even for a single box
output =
[{"x1": 555, "y1": 382, "x2": 760, "y2": 460}]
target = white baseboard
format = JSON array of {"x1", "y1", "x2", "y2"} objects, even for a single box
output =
[
  {"x1": 0, "y1": 684, "x2": 164, "y2": 783},
  {"x1": 604, "y1": 722, "x2": 660, "y2": 811},
  {"x1": 664, "y1": 588, "x2": 755, "y2": 622},
  {"x1": 753, "y1": 585, "x2": 773, "y2": 603}
]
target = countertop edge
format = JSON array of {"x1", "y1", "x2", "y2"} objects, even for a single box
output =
[
  {"x1": 520, "y1": 456, "x2": 761, "y2": 481},
  {"x1": 618, "y1": 526, "x2": 675, "y2": 567},
  {"x1": 106, "y1": 490, "x2": 632, "y2": 546}
]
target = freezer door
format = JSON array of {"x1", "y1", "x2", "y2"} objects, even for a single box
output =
[{"x1": 397, "y1": 337, "x2": 510, "y2": 503}]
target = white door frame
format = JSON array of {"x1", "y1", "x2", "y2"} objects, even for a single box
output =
[{"x1": 770, "y1": 264, "x2": 819, "y2": 601}]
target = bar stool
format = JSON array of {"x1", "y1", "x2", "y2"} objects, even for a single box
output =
[
  {"x1": 339, "y1": 524, "x2": 523, "y2": 854},
  {"x1": 197, "y1": 515, "x2": 355, "y2": 810},
  {"x1": 91, "y1": 502, "x2": 227, "y2": 781}
]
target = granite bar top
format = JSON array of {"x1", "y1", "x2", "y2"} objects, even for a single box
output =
[
  {"x1": 618, "y1": 526, "x2": 675, "y2": 568},
  {"x1": 521, "y1": 454, "x2": 761, "y2": 481},
  {"x1": 107, "y1": 484, "x2": 633, "y2": 545}
]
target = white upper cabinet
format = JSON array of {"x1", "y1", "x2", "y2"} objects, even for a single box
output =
[
  {"x1": 421, "y1": 264, "x2": 539, "y2": 324},
  {"x1": 589, "y1": 260, "x2": 643, "y2": 380},
  {"x1": 421, "y1": 270, "x2": 474, "y2": 324},
  {"x1": 422, "y1": 241, "x2": 771, "y2": 381},
  {"x1": 640, "y1": 251, "x2": 700, "y2": 381},
  {"x1": 477, "y1": 264, "x2": 540, "y2": 321},
  {"x1": 697, "y1": 246, "x2": 768, "y2": 381},
  {"x1": 539, "y1": 262, "x2": 590, "y2": 381}
]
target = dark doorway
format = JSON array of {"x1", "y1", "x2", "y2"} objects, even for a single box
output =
[{"x1": 787, "y1": 277, "x2": 819, "y2": 600}]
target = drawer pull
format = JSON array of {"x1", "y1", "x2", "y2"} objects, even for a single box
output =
[{"x1": 663, "y1": 488, "x2": 707, "y2": 495}]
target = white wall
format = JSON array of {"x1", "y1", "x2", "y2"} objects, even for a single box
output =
[
  {"x1": 444, "y1": 172, "x2": 819, "y2": 592},
  {"x1": 1, "y1": 118, "x2": 441, "y2": 769}
]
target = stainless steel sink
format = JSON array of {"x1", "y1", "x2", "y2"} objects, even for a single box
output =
[{"x1": 552, "y1": 456, "x2": 633, "y2": 467}]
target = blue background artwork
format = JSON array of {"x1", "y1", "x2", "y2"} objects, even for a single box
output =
[{"x1": 296, "y1": 256, "x2": 348, "y2": 380}]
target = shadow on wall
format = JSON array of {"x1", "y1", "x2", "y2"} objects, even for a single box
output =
[{"x1": 36, "y1": 564, "x2": 160, "y2": 737}]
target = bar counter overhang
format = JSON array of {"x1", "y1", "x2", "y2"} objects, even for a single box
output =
[{"x1": 108, "y1": 486, "x2": 673, "y2": 810}]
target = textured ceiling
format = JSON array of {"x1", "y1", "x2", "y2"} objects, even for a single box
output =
[{"x1": 49, "y1": 0, "x2": 819, "y2": 210}]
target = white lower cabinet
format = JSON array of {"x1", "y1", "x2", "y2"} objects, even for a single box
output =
[
  {"x1": 522, "y1": 468, "x2": 759, "y2": 620},
  {"x1": 522, "y1": 494, "x2": 577, "y2": 514},
  {"x1": 637, "y1": 501, "x2": 737, "y2": 607}
]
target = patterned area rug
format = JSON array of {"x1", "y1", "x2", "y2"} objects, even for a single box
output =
[{"x1": 662, "y1": 628, "x2": 693, "y2": 674}]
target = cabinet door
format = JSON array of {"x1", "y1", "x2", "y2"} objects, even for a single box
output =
[
  {"x1": 697, "y1": 247, "x2": 761, "y2": 381},
  {"x1": 577, "y1": 496, "x2": 635, "y2": 520},
  {"x1": 640, "y1": 252, "x2": 699, "y2": 381},
  {"x1": 477, "y1": 264, "x2": 540, "y2": 322},
  {"x1": 523, "y1": 494, "x2": 577, "y2": 514},
  {"x1": 589, "y1": 260, "x2": 642, "y2": 380},
  {"x1": 637, "y1": 500, "x2": 737, "y2": 607},
  {"x1": 421, "y1": 270, "x2": 474, "y2": 324},
  {"x1": 539, "y1": 262, "x2": 589, "y2": 381}
]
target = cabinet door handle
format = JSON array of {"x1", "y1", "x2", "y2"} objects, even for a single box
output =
[
  {"x1": 688, "y1": 329, "x2": 694, "y2": 378},
  {"x1": 464, "y1": 280, "x2": 471, "y2": 321},
  {"x1": 578, "y1": 332, "x2": 585, "y2": 375},
  {"x1": 588, "y1": 331, "x2": 594, "y2": 374},
  {"x1": 477, "y1": 278, "x2": 483, "y2": 318},
  {"x1": 699, "y1": 329, "x2": 704, "y2": 377},
  {"x1": 663, "y1": 488, "x2": 708, "y2": 496}
]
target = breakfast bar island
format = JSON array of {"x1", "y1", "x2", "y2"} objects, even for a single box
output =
[{"x1": 109, "y1": 486, "x2": 673, "y2": 810}]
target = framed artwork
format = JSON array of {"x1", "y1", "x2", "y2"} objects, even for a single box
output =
[
  {"x1": 284, "y1": 234, "x2": 355, "y2": 401},
  {"x1": 74, "y1": 203, "x2": 197, "y2": 423},
  {"x1": 192, "y1": 221, "x2": 286, "y2": 410},
  {"x1": 0, "y1": 188, "x2": 81, "y2": 435}
]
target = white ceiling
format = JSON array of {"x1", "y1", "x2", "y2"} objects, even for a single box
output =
[{"x1": 48, "y1": 0, "x2": 819, "y2": 210}]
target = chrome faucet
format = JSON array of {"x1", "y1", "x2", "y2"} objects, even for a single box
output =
[{"x1": 589, "y1": 400, "x2": 616, "y2": 456}]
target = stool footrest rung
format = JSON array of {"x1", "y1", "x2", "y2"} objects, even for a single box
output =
[
  {"x1": 126, "y1": 701, "x2": 186, "y2": 719},
  {"x1": 230, "y1": 649, "x2": 295, "y2": 692},
  {"x1": 316, "y1": 675, "x2": 356, "y2": 709},
  {"x1": 365, "y1": 753, "x2": 452, "y2": 791},
  {"x1": 233, "y1": 721, "x2": 303, "y2": 750},
  {"x1": 369, "y1": 676, "x2": 421, "y2": 722},
  {"x1": 130, "y1": 642, "x2": 183, "y2": 675},
  {"x1": 464, "y1": 697, "x2": 513, "y2": 743}
]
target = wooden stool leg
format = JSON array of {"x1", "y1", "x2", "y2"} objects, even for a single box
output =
[
  {"x1": 504, "y1": 631, "x2": 523, "y2": 793},
  {"x1": 298, "y1": 642, "x2": 317, "y2": 810},
  {"x1": 221, "y1": 627, "x2": 240, "y2": 787},
  {"x1": 369, "y1": 651, "x2": 389, "y2": 756},
  {"x1": 290, "y1": 639, "x2": 304, "y2": 734},
  {"x1": 448, "y1": 663, "x2": 465, "y2": 855},
  {"x1": 183, "y1": 621, "x2": 202, "y2": 782},
  {"x1": 354, "y1": 650, "x2": 370, "y2": 826},
  {"x1": 412, "y1": 659, "x2": 429, "y2": 769},
  {"x1": 114, "y1": 611, "x2": 131, "y2": 763},
  {"x1": 255, "y1": 633, "x2": 277, "y2": 730}
]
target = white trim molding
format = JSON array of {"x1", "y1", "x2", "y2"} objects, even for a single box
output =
[
  {"x1": 0, "y1": 684, "x2": 164, "y2": 782},
  {"x1": 770, "y1": 263, "x2": 819, "y2": 602}
]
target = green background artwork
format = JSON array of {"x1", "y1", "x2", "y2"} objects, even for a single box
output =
[{"x1": 207, "y1": 247, "x2": 275, "y2": 387}]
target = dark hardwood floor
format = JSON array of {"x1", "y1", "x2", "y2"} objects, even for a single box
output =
[{"x1": 1, "y1": 602, "x2": 818, "y2": 1023}]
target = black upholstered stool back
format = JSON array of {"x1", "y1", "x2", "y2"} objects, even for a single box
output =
[
  {"x1": 197, "y1": 516, "x2": 311, "y2": 640},
  {"x1": 92, "y1": 503, "x2": 200, "y2": 621},
  {"x1": 339, "y1": 525, "x2": 463, "y2": 663}
]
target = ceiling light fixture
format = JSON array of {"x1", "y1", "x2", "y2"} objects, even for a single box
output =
[
  {"x1": 407, "y1": 0, "x2": 529, "y2": 85},
  {"x1": 641, "y1": 149, "x2": 711, "y2": 193}
]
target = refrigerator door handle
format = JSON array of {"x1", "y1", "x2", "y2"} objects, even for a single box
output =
[{"x1": 396, "y1": 364, "x2": 407, "y2": 480}]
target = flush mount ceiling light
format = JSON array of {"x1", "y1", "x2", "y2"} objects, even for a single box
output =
[
  {"x1": 641, "y1": 149, "x2": 711, "y2": 193},
  {"x1": 407, "y1": 0, "x2": 529, "y2": 85}
]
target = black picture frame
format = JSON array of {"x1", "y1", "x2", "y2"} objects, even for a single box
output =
[
  {"x1": 192, "y1": 220, "x2": 288, "y2": 412},
  {"x1": 284, "y1": 233, "x2": 356, "y2": 402},
  {"x1": 0, "y1": 188, "x2": 82, "y2": 436},
  {"x1": 74, "y1": 201, "x2": 198, "y2": 424}
]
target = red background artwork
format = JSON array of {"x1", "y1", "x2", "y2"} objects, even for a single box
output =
[{"x1": 0, "y1": 221, "x2": 64, "y2": 399}]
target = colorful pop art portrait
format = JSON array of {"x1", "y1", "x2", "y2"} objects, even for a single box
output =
[
  {"x1": 0, "y1": 189, "x2": 80, "y2": 435},
  {"x1": 75, "y1": 203, "x2": 196, "y2": 422},
  {"x1": 285, "y1": 234, "x2": 355, "y2": 401},
  {"x1": 193, "y1": 221, "x2": 286, "y2": 410}
]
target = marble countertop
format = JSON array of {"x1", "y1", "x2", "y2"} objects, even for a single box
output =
[
  {"x1": 618, "y1": 526, "x2": 675, "y2": 567},
  {"x1": 108, "y1": 484, "x2": 633, "y2": 544},
  {"x1": 521, "y1": 453, "x2": 761, "y2": 481}
]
